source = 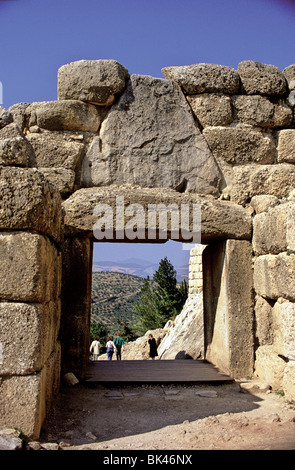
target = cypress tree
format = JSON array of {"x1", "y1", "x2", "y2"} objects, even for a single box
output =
[{"x1": 133, "y1": 257, "x2": 188, "y2": 333}]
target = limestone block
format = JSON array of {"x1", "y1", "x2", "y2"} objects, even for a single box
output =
[
  {"x1": 62, "y1": 186, "x2": 252, "y2": 241},
  {"x1": 0, "y1": 167, "x2": 63, "y2": 242},
  {"x1": 0, "y1": 370, "x2": 50, "y2": 439},
  {"x1": 255, "y1": 345, "x2": 286, "y2": 389},
  {"x1": 203, "y1": 126, "x2": 276, "y2": 165},
  {"x1": 253, "y1": 202, "x2": 295, "y2": 255},
  {"x1": 158, "y1": 293, "x2": 204, "y2": 360},
  {"x1": 186, "y1": 93, "x2": 233, "y2": 127},
  {"x1": 253, "y1": 252, "x2": 295, "y2": 301},
  {"x1": 231, "y1": 164, "x2": 295, "y2": 205},
  {"x1": 203, "y1": 240, "x2": 254, "y2": 376},
  {"x1": 161, "y1": 63, "x2": 240, "y2": 94},
  {"x1": 0, "y1": 232, "x2": 61, "y2": 303},
  {"x1": 38, "y1": 168, "x2": 75, "y2": 195},
  {"x1": 81, "y1": 75, "x2": 222, "y2": 196},
  {"x1": 26, "y1": 130, "x2": 84, "y2": 169},
  {"x1": 250, "y1": 195, "x2": 279, "y2": 214},
  {"x1": 277, "y1": 129, "x2": 295, "y2": 163},
  {"x1": 0, "y1": 301, "x2": 61, "y2": 375},
  {"x1": 283, "y1": 64, "x2": 295, "y2": 89},
  {"x1": 0, "y1": 123, "x2": 35, "y2": 167},
  {"x1": 283, "y1": 362, "x2": 295, "y2": 402},
  {"x1": 232, "y1": 95, "x2": 292, "y2": 127},
  {"x1": 254, "y1": 295, "x2": 273, "y2": 346},
  {"x1": 238, "y1": 60, "x2": 287, "y2": 96},
  {"x1": 58, "y1": 59, "x2": 129, "y2": 106},
  {"x1": 272, "y1": 299, "x2": 295, "y2": 360},
  {"x1": 8, "y1": 102, "x2": 30, "y2": 132},
  {"x1": 26, "y1": 100, "x2": 103, "y2": 132},
  {"x1": 0, "y1": 106, "x2": 13, "y2": 129}
]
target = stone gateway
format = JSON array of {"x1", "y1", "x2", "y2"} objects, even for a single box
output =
[{"x1": 0, "y1": 59, "x2": 294, "y2": 439}]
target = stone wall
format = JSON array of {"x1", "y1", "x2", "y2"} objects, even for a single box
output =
[
  {"x1": 252, "y1": 194, "x2": 295, "y2": 398},
  {"x1": 0, "y1": 58, "x2": 295, "y2": 437},
  {"x1": 0, "y1": 168, "x2": 63, "y2": 438}
]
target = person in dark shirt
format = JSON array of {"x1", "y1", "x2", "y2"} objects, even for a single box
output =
[
  {"x1": 148, "y1": 334, "x2": 158, "y2": 360},
  {"x1": 113, "y1": 332, "x2": 125, "y2": 360}
]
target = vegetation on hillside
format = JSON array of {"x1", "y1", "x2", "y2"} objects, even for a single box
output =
[{"x1": 90, "y1": 257, "x2": 188, "y2": 346}]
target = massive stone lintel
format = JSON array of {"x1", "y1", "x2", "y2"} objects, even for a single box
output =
[{"x1": 62, "y1": 186, "x2": 252, "y2": 241}]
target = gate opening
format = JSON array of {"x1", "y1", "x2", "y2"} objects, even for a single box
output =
[{"x1": 90, "y1": 240, "x2": 192, "y2": 361}]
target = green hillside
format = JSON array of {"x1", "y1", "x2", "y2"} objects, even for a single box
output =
[{"x1": 91, "y1": 271, "x2": 144, "y2": 334}]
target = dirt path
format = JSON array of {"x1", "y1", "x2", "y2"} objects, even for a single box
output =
[{"x1": 38, "y1": 379, "x2": 295, "y2": 451}]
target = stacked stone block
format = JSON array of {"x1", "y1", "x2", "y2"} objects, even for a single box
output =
[
  {"x1": 188, "y1": 245, "x2": 204, "y2": 295},
  {"x1": 0, "y1": 167, "x2": 63, "y2": 438},
  {"x1": 252, "y1": 194, "x2": 295, "y2": 400}
]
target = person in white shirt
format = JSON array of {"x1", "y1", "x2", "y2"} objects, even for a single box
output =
[
  {"x1": 106, "y1": 337, "x2": 117, "y2": 361},
  {"x1": 90, "y1": 337, "x2": 101, "y2": 360}
]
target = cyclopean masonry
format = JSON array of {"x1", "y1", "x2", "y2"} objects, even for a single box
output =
[{"x1": 0, "y1": 59, "x2": 294, "y2": 438}]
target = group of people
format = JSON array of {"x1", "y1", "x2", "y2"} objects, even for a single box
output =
[
  {"x1": 90, "y1": 332, "x2": 125, "y2": 361},
  {"x1": 90, "y1": 332, "x2": 159, "y2": 361}
]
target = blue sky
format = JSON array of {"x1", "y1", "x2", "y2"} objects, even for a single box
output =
[{"x1": 1, "y1": 0, "x2": 295, "y2": 267}]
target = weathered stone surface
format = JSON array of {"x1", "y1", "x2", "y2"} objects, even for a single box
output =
[
  {"x1": 0, "y1": 123, "x2": 35, "y2": 167},
  {"x1": 238, "y1": 60, "x2": 287, "y2": 96},
  {"x1": 117, "y1": 328, "x2": 166, "y2": 360},
  {"x1": 39, "y1": 168, "x2": 75, "y2": 195},
  {"x1": 0, "y1": 232, "x2": 61, "y2": 302},
  {"x1": 187, "y1": 93, "x2": 233, "y2": 127},
  {"x1": 0, "y1": 301, "x2": 61, "y2": 375},
  {"x1": 254, "y1": 295, "x2": 273, "y2": 346},
  {"x1": 26, "y1": 130, "x2": 84, "y2": 169},
  {"x1": 203, "y1": 240, "x2": 254, "y2": 376},
  {"x1": 162, "y1": 63, "x2": 240, "y2": 94},
  {"x1": 8, "y1": 102, "x2": 30, "y2": 132},
  {"x1": 272, "y1": 299, "x2": 295, "y2": 360},
  {"x1": 283, "y1": 362, "x2": 295, "y2": 401},
  {"x1": 278, "y1": 129, "x2": 295, "y2": 163},
  {"x1": 26, "y1": 100, "x2": 103, "y2": 132},
  {"x1": 283, "y1": 64, "x2": 295, "y2": 88},
  {"x1": 158, "y1": 293, "x2": 204, "y2": 360},
  {"x1": 0, "y1": 373, "x2": 46, "y2": 439},
  {"x1": 253, "y1": 201, "x2": 295, "y2": 254},
  {"x1": 232, "y1": 95, "x2": 292, "y2": 127},
  {"x1": 203, "y1": 126, "x2": 276, "y2": 165},
  {"x1": 58, "y1": 60, "x2": 129, "y2": 106},
  {"x1": 253, "y1": 252, "x2": 295, "y2": 301},
  {"x1": 255, "y1": 345, "x2": 286, "y2": 390},
  {"x1": 250, "y1": 194, "x2": 280, "y2": 214},
  {"x1": 62, "y1": 186, "x2": 252, "y2": 241},
  {"x1": 0, "y1": 428, "x2": 23, "y2": 450},
  {"x1": 231, "y1": 164, "x2": 295, "y2": 205},
  {"x1": 0, "y1": 106, "x2": 13, "y2": 129},
  {"x1": 81, "y1": 75, "x2": 222, "y2": 195},
  {"x1": 0, "y1": 167, "x2": 63, "y2": 242}
]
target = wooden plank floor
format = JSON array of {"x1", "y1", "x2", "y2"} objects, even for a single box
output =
[{"x1": 85, "y1": 360, "x2": 233, "y2": 384}]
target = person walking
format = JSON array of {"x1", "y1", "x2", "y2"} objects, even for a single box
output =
[
  {"x1": 106, "y1": 336, "x2": 117, "y2": 361},
  {"x1": 113, "y1": 332, "x2": 125, "y2": 360},
  {"x1": 148, "y1": 334, "x2": 158, "y2": 360},
  {"x1": 90, "y1": 337, "x2": 101, "y2": 360}
]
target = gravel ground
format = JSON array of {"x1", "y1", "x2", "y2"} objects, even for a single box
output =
[{"x1": 37, "y1": 379, "x2": 295, "y2": 451}]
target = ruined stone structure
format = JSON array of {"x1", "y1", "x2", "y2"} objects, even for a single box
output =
[{"x1": 0, "y1": 59, "x2": 295, "y2": 438}]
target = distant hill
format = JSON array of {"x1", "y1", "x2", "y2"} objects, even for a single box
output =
[
  {"x1": 91, "y1": 271, "x2": 144, "y2": 334},
  {"x1": 92, "y1": 258, "x2": 189, "y2": 281}
]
